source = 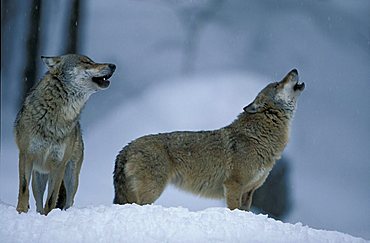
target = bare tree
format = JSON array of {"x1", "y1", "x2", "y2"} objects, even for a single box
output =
[
  {"x1": 22, "y1": 0, "x2": 42, "y2": 102},
  {"x1": 164, "y1": 0, "x2": 225, "y2": 73},
  {"x1": 1, "y1": 0, "x2": 13, "y2": 104},
  {"x1": 1, "y1": 0, "x2": 17, "y2": 71},
  {"x1": 65, "y1": 0, "x2": 82, "y2": 54}
]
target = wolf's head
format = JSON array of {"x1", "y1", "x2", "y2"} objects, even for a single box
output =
[
  {"x1": 244, "y1": 69, "x2": 305, "y2": 115},
  {"x1": 41, "y1": 54, "x2": 116, "y2": 92}
]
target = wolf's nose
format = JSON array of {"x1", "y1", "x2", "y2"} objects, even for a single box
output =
[
  {"x1": 109, "y1": 64, "x2": 116, "y2": 71},
  {"x1": 290, "y1": 69, "x2": 298, "y2": 75}
]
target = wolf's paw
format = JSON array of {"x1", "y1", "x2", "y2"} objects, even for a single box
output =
[
  {"x1": 36, "y1": 208, "x2": 45, "y2": 215},
  {"x1": 16, "y1": 203, "x2": 29, "y2": 214}
]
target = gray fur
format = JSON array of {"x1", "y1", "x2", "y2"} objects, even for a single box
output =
[
  {"x1": 113, "y1": 69, "x2": 304, "y2": 210},
  {"x1": 15, "y1": 54, "x2": 116, "y2": 215}
]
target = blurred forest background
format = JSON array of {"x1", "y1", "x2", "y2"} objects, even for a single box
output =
[{"x1": 1, "y1": 0, "x2": 369, "y2": 239}]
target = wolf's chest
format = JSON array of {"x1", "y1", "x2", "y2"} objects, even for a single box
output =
[
  {"x1": 249, "y1": 167, "x2": 270, "y2": 186},
  {"x1": 29, "y1": 138, "x2": 68, "y2": 173}
]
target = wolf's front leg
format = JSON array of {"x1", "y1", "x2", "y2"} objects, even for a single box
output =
[
  {"x1": 16, "y1": 152, "x2": 33, "y2": 213},
  {"x1": 240, "y1": 189, "x2": 255, "y2": 211},
  {"x1": 32, "y1": 171, "x2": 48, "y2": 214},
  {"x1": 223, "y1": 178, "x2": 243, "y2": 210},
  {"x1": 44, "y1": 164, "x2": 66, "y2": 215}
]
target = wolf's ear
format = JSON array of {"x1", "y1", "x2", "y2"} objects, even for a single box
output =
[
  {"x1": 243, "y1": 101, "x2": 264, "y2": 113},
  {"x1": 41, "y1": 56, "x2": 61, "y2": 71}
]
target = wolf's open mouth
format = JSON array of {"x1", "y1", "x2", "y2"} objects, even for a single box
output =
[
  {"x1": 92, "y1": 73, "x2": 112, "y2": 88},
  {"x1": 293, "y1": 82, "x2": 305, "y2": 91}
]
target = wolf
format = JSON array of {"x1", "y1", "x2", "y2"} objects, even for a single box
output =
[
  {"x1": 15, "y1": 54, "x2": 116, "y2": 215},
  {"x1": 113, "y1": 69, "x2": 304, "y2": 210}
]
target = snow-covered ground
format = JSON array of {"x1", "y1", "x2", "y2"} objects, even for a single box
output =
[{"x1": 0, "y1": 202, "x2": 367, "y2": 243}]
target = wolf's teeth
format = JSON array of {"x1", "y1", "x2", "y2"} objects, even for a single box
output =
[{"x1": 103, "y1": 77, "x2": 106, "y2": 81}]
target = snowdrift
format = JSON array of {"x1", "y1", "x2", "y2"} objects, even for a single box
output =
[{"x1": 0, "y1": 203, "x2": 366, "y2": 243}]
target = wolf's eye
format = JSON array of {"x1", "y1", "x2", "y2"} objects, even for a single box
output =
[{"x1": 81, "y1": 60, "x2": 92, "y2": 64}]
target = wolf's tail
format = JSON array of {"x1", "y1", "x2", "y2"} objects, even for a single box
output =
[{"x1": 113, "y1": 146, "x2": 130, "y2": 204}]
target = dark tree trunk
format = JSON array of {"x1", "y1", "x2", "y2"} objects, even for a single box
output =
[
  {"x1": 65, "y1": 0, "x2": 81, "y2": 54},
  {"x1": 1, "y1": 0, "x2": 14, "y2": 68},
  {"x1": 1, "y1": 0, "x2": 11, "y2": 102},
  {"x1": 22, "y1": 0, "x2": 42, "y2": 102}
]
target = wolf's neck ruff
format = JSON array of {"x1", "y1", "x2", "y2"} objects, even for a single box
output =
[
  {"x1": 53, "y1": 77, "x2": 92, "y2": 122},
  {"x1": 22, "y1": 74, "x2": 89, "y2": 143},
  {"x1": 228, "y1": 109, "x2": 291, "y2": 166}
]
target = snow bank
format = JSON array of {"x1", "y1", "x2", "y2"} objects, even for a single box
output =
[{"x1": 0, "y1": 203, "x2": 366, "y2": 243}]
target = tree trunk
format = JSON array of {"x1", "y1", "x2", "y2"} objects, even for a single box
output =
[
  {"x1": 22, "y1": 0, "x2": 42, "y2": 102},
  {"x1": 65, "y1": 0, "x2": 81, "y2": 54}
]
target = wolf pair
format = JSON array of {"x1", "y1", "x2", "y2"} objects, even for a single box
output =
[{"x1": 15, "y1": 54, "x2": 304, "y2": 215}]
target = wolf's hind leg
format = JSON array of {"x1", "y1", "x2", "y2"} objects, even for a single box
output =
[
  {"x1": 44, "y1": 163, "x2": 66, "y2": 215},
  {"x1": 63, "y1": 159, "x2": 81, "y2": 209},
  {"x1": 56, "y1": 181, "x2": 66, "y2": 210},
  {"x1": 16, "y1": 152, "x2": 33, "y2": 213},
  {"x1": 32, "y1": 171, "x2": 48, "y2": 214},
  {"x1": 61, "y1": 126, "x2": 84, "y2": 209}
]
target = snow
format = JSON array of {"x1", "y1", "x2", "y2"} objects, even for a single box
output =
[{"x1": 0, "y1": 202, "x2": 367, "y2": 243}]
